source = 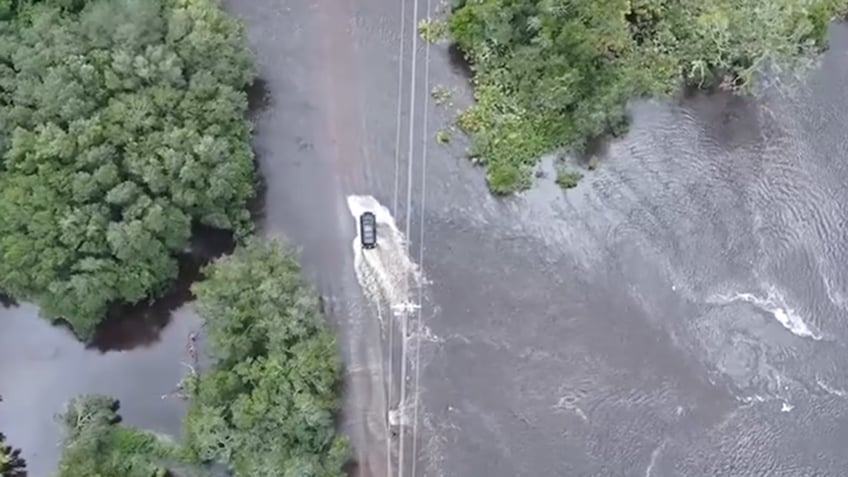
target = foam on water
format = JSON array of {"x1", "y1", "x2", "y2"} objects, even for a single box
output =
[
  {"x1": 346, "y1": 194, "x2": 438, "y2": 433},
  {"x1": 347, "y1": 195, "x2": 422, "y2": 307},
  {"x1": 708, "y1": 287, "x2": 821, "y2": 340}
]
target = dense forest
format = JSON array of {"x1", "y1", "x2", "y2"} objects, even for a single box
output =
[
  {"x1": 0, "y1": 0, "x2": 256, "y2": 338},
  {"x1": 53, "y1": 241, "x2": 348, "y2": 476},
  {"x1": 446, "y1": 0, "x2": 848, "y2": 193}
]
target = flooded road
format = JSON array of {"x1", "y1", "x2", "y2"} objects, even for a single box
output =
[
  {"x1": 240, "y1": 6, "x2": 848, "y2": 475},
  {"x1": 7, "y1": 1, "x2": 848, "y2": 476},
  {"x1": 411, "y1": 24, "x2": 848, "y2": 477}
]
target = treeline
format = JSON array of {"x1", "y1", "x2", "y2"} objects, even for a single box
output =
[
  {"x1": 446, "y1": 0, "x2": 848, "y2": 193},
  {"x1": 0, "y1": 0, "x2": 256, "y2": 338}
]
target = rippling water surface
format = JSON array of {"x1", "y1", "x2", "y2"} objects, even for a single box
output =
[
  {"x1": 7, "y1": 5, "x2": 848, "y2": 475},
  {"x1": 413, "y1": 23, "x2": 848, "y2": 477}
]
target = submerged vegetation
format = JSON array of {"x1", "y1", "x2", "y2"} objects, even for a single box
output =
[
  {"x1": 446, "y1": 0, "x2": 848, "y2": 193},
  {"x1": 0, "y1": 433, "x2": 25, "y2": 477},
  {"x1": 1, "y1": 396, "x2": 26, "y2": 477},
  {"x1": 555, "y1": 169, "x2": 582, "y2": 189},
  {"x1": 0, "y1": 0, "x2": 256, "y2": 338}
]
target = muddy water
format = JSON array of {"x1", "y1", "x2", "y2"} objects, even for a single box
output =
[{"x1": 7, "y1": 3, "x2": 848, "y2": 477}]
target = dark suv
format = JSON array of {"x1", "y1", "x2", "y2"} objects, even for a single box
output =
[{"x1": 359, "y1": 212, "x2": 377, "y2": 249}]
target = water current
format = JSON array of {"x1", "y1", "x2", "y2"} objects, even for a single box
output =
[
  {"x1": 410, "y1": 23, "x2": 848, "y2": 477},
  {"x1": 5, "y1": 6, "x2": 848, "y2": 476}
]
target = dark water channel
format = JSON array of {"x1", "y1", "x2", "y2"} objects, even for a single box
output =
[
  {"x1": 6, "y1": 5, "x2": 848, "y2": 477},
  {"x1": 0, "y1": 226, "x2": 233, "y2": 477}
]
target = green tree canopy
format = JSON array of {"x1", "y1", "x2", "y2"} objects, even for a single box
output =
[
  {"x1": 0, "y1": 0, "x2": 256, "y2": 338},
  {"x1": 184, "y1": 239, "x2": 349, "y2": 477},
  {"x1": 0, "y1": 432, "x2": 26, "y2": 477},
  {"x1": 447, "y1": 0, "x2": 848, "y2": 193},
  {"x1": 55, "y1": 394, "x2": 179, "y2": 477}
]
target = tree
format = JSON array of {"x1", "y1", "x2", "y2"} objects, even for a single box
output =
[
  {"x1": 0, "y1": 0, "x2": 257, "y2": 339},
  {"x1": 184, "y1": 239, "x2": 349, "y2": 477},
  {"x1": 0, "y1": 395, "x2": 26, "y2": 477},
  {"x1": 55, "y1": 394, "x2": 181, "y2": 477},
  {"x1": 0, "y1": 433, "x2": 26, "y2": 477},
  {"x1": 446, "y1": 0, "x2": 848, "y2": 193}
]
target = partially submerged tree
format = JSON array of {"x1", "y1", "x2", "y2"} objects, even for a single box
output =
[
  {"x1": 0, "y1": 0, "x2": 256, "y2": 338},
  {"x1": 0, "y1": 433, "x2": 26, "y2": 477},
  {"x1": 55, "y1": 394, "x2": 179, "y2": 477},
  {"x1": 184, "y1": 239, "x2": 349, "y2": 477},
  {"x1": 447, "y1": 0, "x2": 848, "y2": 193},
  {"x1": 0, "y1": 395, "x2": 26, "y2": 477}
]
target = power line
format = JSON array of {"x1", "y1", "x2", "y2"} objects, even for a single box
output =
[
  {"x1": 410, "y1": 0, "x2": 432, "y2": 474},
  {"x1": 387, "y1": 1, "x2": 407, "y2": 476},
  {"x1": 391, "y1": 0, "x2": 407, "y2": 219},
  {"x1": 398, "y1": 0, "x2": 421, "y2": 472}
]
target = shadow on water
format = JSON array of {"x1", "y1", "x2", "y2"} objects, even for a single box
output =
[
  {"x1": 246, "y1": 77, "x2": 270, "y2": 227},
  {"x1": 87, "y1": 224, "x2": 235, "y2": 353},
  {"x1": 0, "y1": 435, "x2": 27, "y2": 477},
  {"x1": 569, "y1": 134, "x2": 612, "y2": 167},
  {"x1": 247, "y1": 77, "x2": 271, "y2": 118},
  {"x1": 447, "y1": 43, "x2": 474, "y2": 79},
  {"x1": 0, "y1": 291, "x2": 17, "y2": 309},
  {"x1": 677, "y1": 87, "x2": 765, "y2": 150},
  {"x1": 248, "y1": 148, "x2": 269, "y2": 226},
  {"x1": 85, "y1": 78, "x2": 270, "y2": 352}
]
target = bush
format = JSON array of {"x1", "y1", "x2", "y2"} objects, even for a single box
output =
[
  {"x1": 0, "y1": 0, "x2": 256, "y2": 339},
  {"x1": 447, "y1": 0, "x2": 846, "y2": 193},
  {"x1": 555, "y1": 169, "x2": 583, "y2": 189},
  {"x1": 183, "y1": 239, "x2": 349, "y2": 477}
]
